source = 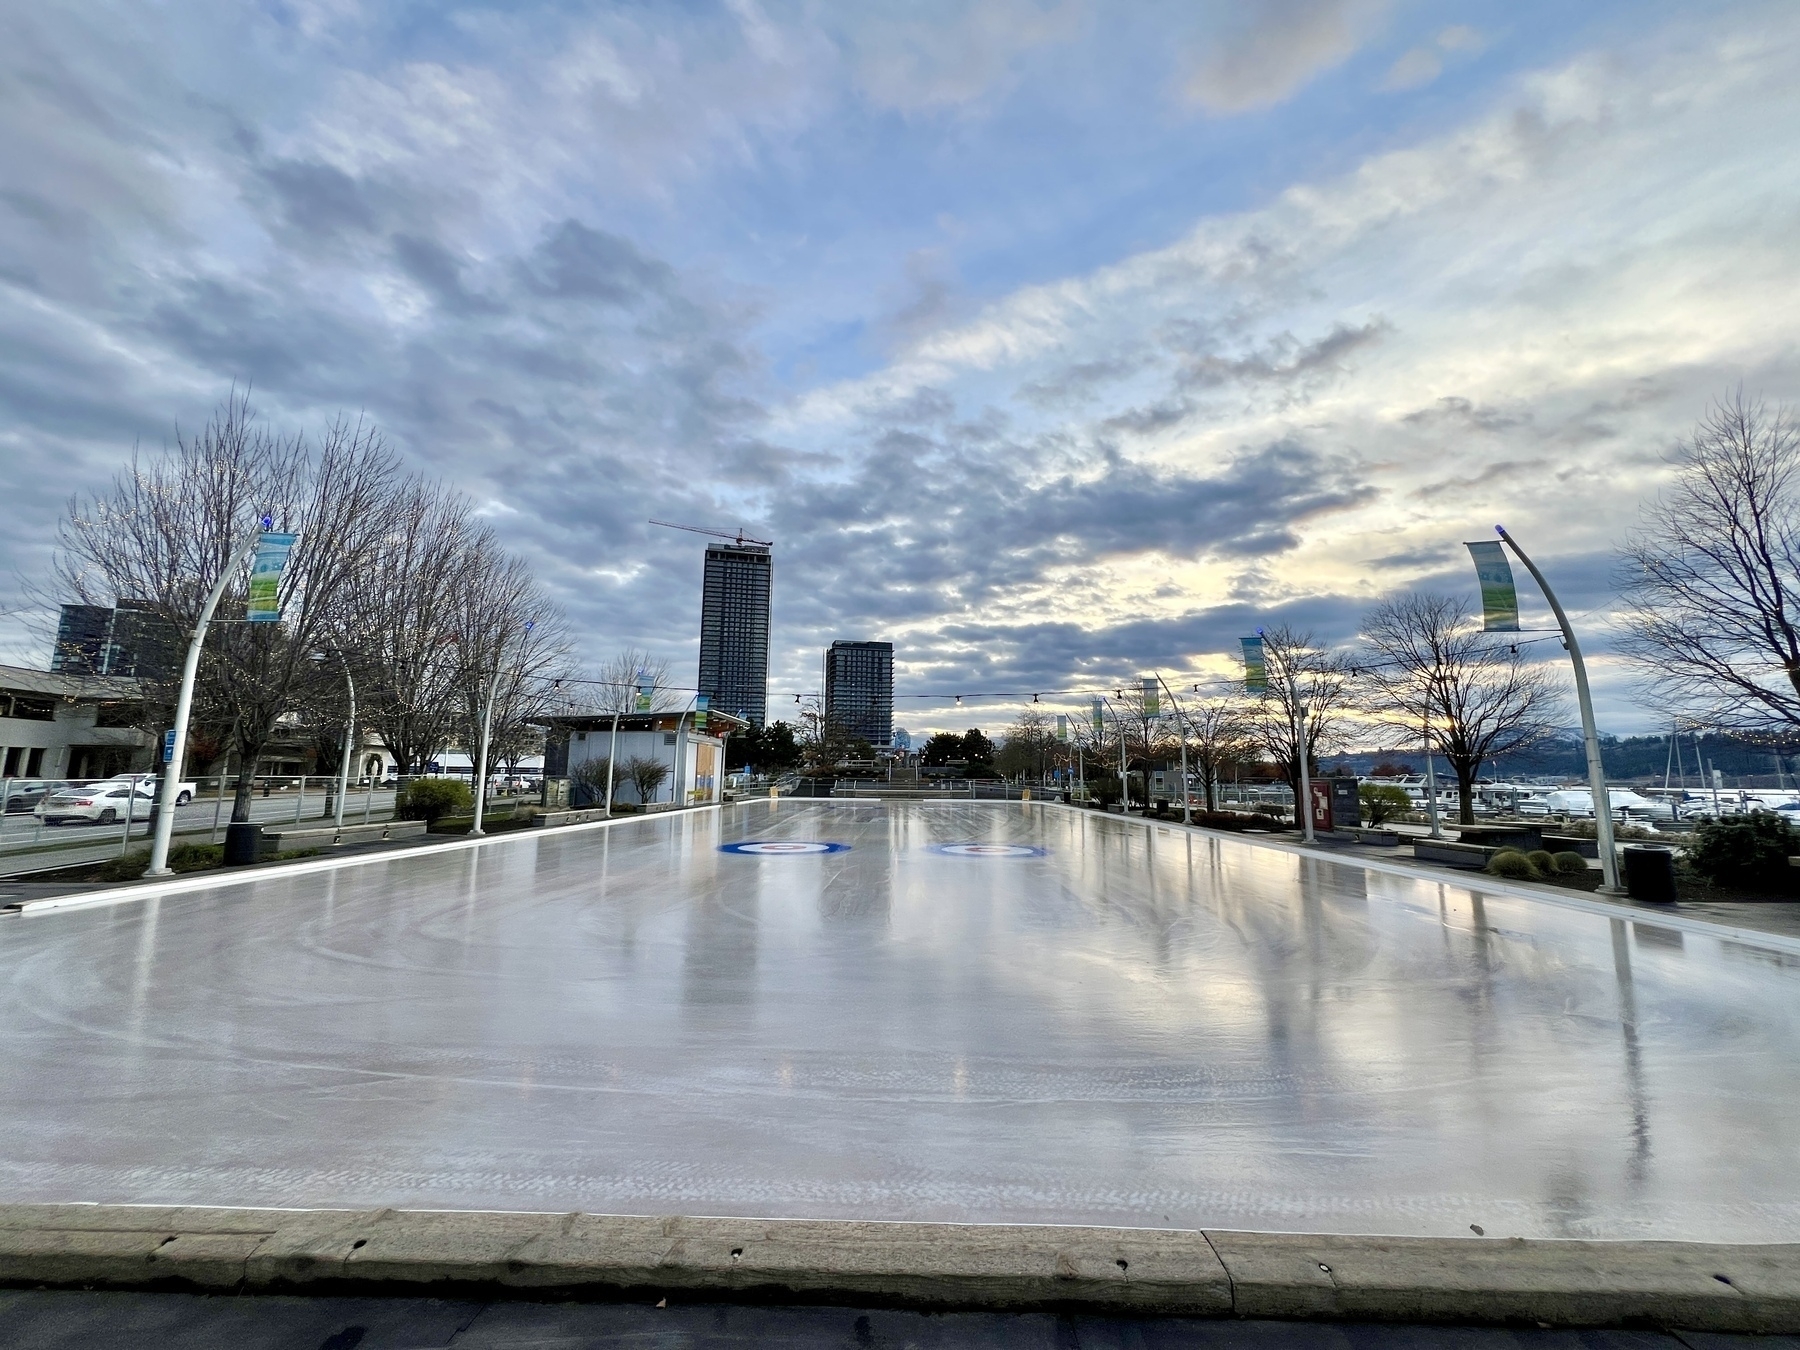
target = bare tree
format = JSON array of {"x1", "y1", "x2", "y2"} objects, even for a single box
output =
[
  {"x1": 447, "y1": 541, "x2": 572, "y2": 794},
  {"x1": 1177, "y1": 696, "x2": 1257, "y2": 812},
  {"x1": 1247, "y1": 626, "x2": 1356, "y2": 801},
  {"x1": 1621, "y1": 394, "x2": 1800, "y2": 730},
  {"x1": 623, "y1": 755, "x2": 671, "y2": 805},
  {"x1": 996, "y1": 707, "x2": 1059, "y2": 781},
  {"x1": 342, "y1": 479, "x2": 484, "y2": 776},
  {"x1": 1361, "y1": 592, "x2": 1563, "y2": 824},
  {"x1": 590, "y1": 647, "x2": 680, "y2": 713},
  {"x1": 54, "y1": 393, "x2": 398, "y2": 821}
]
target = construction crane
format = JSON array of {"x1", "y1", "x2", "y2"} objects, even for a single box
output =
[{"x1": 648, "y1": 519, "x2": 774, "y2": 548}]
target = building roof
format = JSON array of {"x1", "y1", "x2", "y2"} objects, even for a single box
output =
[{"x1": 0, "y1": 663, "x2": 146, "y2": 702}]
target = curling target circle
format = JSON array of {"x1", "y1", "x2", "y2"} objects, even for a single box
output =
[
  {"x1": 719, "y1": 840, "x2": 851, "y2": 856},
  {"x1": 929, "y1": 843, "x2": 1048, "y2": 858}
]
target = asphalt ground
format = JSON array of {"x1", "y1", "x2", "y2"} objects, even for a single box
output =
[{"x1": 2, "y1": 1289, "x2": 1797, "y2": 1350}]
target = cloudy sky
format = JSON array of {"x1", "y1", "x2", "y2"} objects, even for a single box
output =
[{"x1": 4, "y1": 0, "x2": 1799, "y2": 738}]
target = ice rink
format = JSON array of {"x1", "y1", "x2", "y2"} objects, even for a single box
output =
[{"x1": 3, "y1": 800, "x2": 1798, "y2": 1242}]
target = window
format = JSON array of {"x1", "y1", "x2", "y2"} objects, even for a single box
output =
[
  {"x1": 1, "y1": 694, "x2": 56, "y2": 722},
  {"x1": 2, "y1": 748, "x2": 18, "y2": 777},
  {"x1": 24, "y1": 749, "x2": 43, "y2": 776},
  {"x1": 664, "y1": 733, "x2": 677, "y2": 745}
]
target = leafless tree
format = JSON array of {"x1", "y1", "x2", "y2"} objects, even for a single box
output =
[
  {"x1": 1360, "y1": 592, "x2": 1563, "y2": 824},
  {"x1": 589, "y1": 647, "x2": 680, "y2": 713},
  {"x1": 623, "y1": 754, "x2": 671, "y2": 805},
  {"x1": 447, "y1": 541, "x2": 573, "y2": 792},
  {"x1": 1176, "y1": 696, "x2": 1257, "y2": 812},
  {"x1": 1620, "y1": 394, "x2": 1800, "y2": 731},
  {"x1": 1247, "y1": 626, "x2": 1357, "y2": 800},
  {"x1": 53, "y1": 393, "x2": 398, "y2": 821},
  {"x1": 340, "y1": 479, "x2": 485, "y2": 777},
  {"x1": 996, "y1": 708, "x2": 1060, "y2": 781}
]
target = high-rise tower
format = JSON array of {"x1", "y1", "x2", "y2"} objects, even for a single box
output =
[
  {"x1": 824, "y1": 640, "x2": 893, "y2": 750},
  {"x1": 698, "y1": 541, "x2": 772, "y2": 728}
]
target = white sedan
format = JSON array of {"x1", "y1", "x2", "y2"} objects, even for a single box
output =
[
  {"x1": 36, "y1": 780, "x2": 155, "y2": 826},
  {"x1": 110, "y1": 772, "x2": 197, "y2": 805}
]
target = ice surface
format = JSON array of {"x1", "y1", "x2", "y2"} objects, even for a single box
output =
[{"x1": 2, "y1": 801, "x2": 1797, "y2": 1240}]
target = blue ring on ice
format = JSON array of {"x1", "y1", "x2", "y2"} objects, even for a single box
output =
[
  {"x1": 719, "y1": 840, "x2": 851, "y2": 856},
  {"x1": 928, "y1": 843, "x2": 1048, "y2": 858}
]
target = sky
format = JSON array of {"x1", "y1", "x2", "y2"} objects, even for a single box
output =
[{"x1": 4, "y1": 0, "x2": 1800, "y2": 741}]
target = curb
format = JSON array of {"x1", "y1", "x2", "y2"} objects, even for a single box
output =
[{"x1": 0, "y1": 1206, "x2": 1796, "y2": 1330}]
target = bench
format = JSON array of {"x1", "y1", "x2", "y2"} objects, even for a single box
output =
[
  {"x1": 533, "y1": 807, "x2": 613, "y2": 828},
  {"x1": 1345, "y1": 828, "x2": 1402, "y2": 847},
  {"x1": 257, "y1": 819, "x2": 427, "y2": 856},
  {"x1": 1412, "y1": 839, "x2": 1498, "y2": 869}
]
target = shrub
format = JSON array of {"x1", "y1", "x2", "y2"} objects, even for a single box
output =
[
  {"x1": 1553, "y1": 819, "x2": 1662, "y2": 841},
  {"x1": 1525, "y1": 849, "x2": 1556, "y2": 874},
  {"x1": 1486, "y1": 850, "x2": 1538, "y2": 879},
  {"x1": 1359, "y1": 784, "x2": 1412, "y2": 827},
  {"x1": 1192, "y1": 810, "x2": 1255, "y2": 831},
  {"x1": 1552, "y1": 851, "x2": 1590, "y2": 875},
  {"x1": 397, "y1": 777, "x2": 472, "y2": 824},
  {"x1": 97, "y1": 843, "x2": 224, "y2": 881},
  {"x1": 1685, "y1": 811, "x2": 1798, "y2": 891}
]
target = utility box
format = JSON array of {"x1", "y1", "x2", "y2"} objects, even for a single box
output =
[
  {"x1": 1330, "y1": 778, "x2": 1361, "y2": 830},
  {"x1": 1310, "y1": 781, "x2": 1333, "y2": 833}
]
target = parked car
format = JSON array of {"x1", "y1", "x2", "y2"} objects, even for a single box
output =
[
  {"x1": 108, "y1": 772, "x2": 197, "y2": 805},
  {"x1": 2, "y1": 780, "x2": 58, "y2": 814},
  {"x1": 36, "y1": 780, "x2": 156, "y2": 825}
]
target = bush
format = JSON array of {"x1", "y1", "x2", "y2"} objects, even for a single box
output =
[
  {"x1": 1192, "y1": 810, "x2": 1256, "y2": 831},
  {"x1": 1486, "y1": 850, "x2": 1538, "y2": 879},
  {"x1": 1525, "y1": 849, "x2": 1556, "y2": 874},
  {"x1": 1686, "y1": 811, "x2": 1798, "y2": 891},
  {"x1": 397, "y1": 777, "x2": 473, "y2": 824},
  {"x1": 1553, "y1": 819, "x2": 1662, "y2": 841},
  {"x1": 97, "y1": 843, "x2": 224, "y2": 881},
  {"x1": 1359, "y1": 784, "x2": 1412, "y2": 827},
  {"x1": 1552, "y1": 851, "x2": 1590, "y2": 875}
]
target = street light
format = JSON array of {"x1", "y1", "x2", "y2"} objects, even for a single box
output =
[
  {"x1": 145, "y1": 516, "x2": 276, "y2": 878},
  {"x1": 1494, "y1": 525, "x2": 1620, "y2": 893},
  {"x1": 471, "y1": 618, "x2": 533, "y2": 839}
]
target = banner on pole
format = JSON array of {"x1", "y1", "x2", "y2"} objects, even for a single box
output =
[
  {"x1": 1466, "y1": 541, "x2": 1521, "y2": 632},
  {"x1": 1090, "y1": 697, "x2": 1104, "y2": 737},
  {"x1": 245, "y1": 532, "x2": 297, "y2": 623},
  {"x1": 1241, "y1": 637, "x2": 1267, "y2": 694},
  {"x1": 1056, "y1": 714, "x2": 1068, "y2": 743},
  {"x1": 636, "y1": 669, "x2": 654, "y2": 712},
  {"x1": 1141, "y1": 676, "x2": 1159, "y2": 718},
  {"x1": 694, "y1": 694, "x2": 709, "y2": 732}
]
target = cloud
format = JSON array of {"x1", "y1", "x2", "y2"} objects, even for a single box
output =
[
  {"x1": 1184, "y1": 0, "x2": 1388, "y2": 113},
  {"x1": 1380, "y1": 24, "x2": 1488, "y2": 93},
  {"x1": 842, "y1": 0, "x2": 1085, "y2": 113}
]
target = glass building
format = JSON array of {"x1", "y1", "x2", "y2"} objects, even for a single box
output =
[
  {"x1": 824, "y1": 640, "x2": 893, "y2": 750},
  {"x1": 698, "y1": 543, "x2": 772, "y2": 728}
]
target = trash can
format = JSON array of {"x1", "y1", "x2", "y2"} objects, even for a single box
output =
[
  {"x1": 1622, "y1": 844, "x2": 1677, "y2": 903},
  {"x1": 224, "y1": 821, "x2": 261, "y2": 867}
]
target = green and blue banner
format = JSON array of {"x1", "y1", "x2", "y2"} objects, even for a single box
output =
[
  {"x1": 1141, "y1": 676, "x2": 1159, "y2": 718},
  {"x1": 694, "y1": 694, "x2": 709, "y2": 732},
  {"x1": 1466, "y1": 541, "x2": 1520, "y2": 632},
  {"x1": 1090, "y1": 697, "x2": 1104, "y2": 737},
  {"x1": 636, "y1": 669, "x2": 654, "y2": 712},
  {"x1": 245, "y1": 531, "x2": 296, "y2": 623},
  {"x1": 1056, "y1": 714, "x2": 1068, "y2": 742},
  {"x1": 1241, "y1": 637, "x2": 1267, "y2": 694}
]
